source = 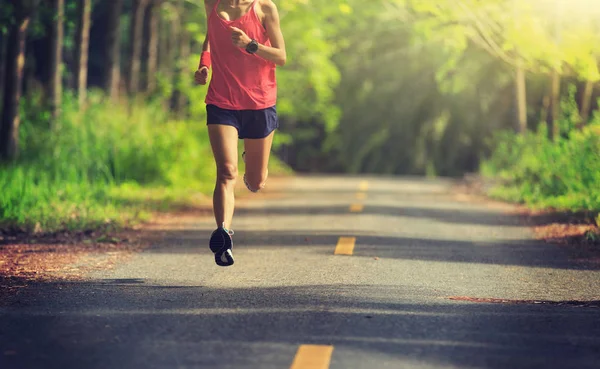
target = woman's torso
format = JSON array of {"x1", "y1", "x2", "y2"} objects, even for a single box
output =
[{"x1": 205, "y1": 0, "x2": 277, "y2": 110}]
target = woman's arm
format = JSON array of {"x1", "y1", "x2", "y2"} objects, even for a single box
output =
[
  {"x1": 202, "y1": 33, "x2": 210, "y2": 53},
  {"x1": 201, "y1": 0, "x2": 214, "y2": 53},
  {"x1": 256, "y1": 0, "x2": 286, "y2": 66},
  {"x1": 195, "y1": 0, "x2": 215, "y2": 84},
  {"x1": 230, "y1": 0, "x2": 286, "y2": 66}
]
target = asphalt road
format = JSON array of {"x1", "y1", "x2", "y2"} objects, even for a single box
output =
[{"x1": 2, "y1": 175, "x2": 600, "y2": 369}]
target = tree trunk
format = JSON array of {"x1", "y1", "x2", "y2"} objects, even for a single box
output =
[
  {"x1": 128, "y1": 0, "x2": 149, "y2": 94},
  {"x1": 105, "y1": 0, "x2": 124, "y2": 100},
  {"x1": 540, "y1": 95, "x2": 550, "y2": 128},
  {"x1": 158, "y1": 7, "x2": 179, "y2": 84},
  {"x1": 158, "y1": 9, "x2": 169, "y2": 77},
  {"x1": 0, "y1": 16, "x2": 30, "y2": 161},
  {"x1": 74, "y1": 0, "x2": 91, "y2": 107},
  {"x1": 579, "y1": 80, "x2": 594, "y2": 127},
  {"x1": 175, "y1": 30, "x2": 190, "y2": 116},
  {"x1": 549, "y1": 0, "x2": 562, "y2": 139},
  {"x1": 171, "y1": 0, "x2": 188, "y2": 115},
  {"x1": 549, "y1": 69, "x2": 561, "y2": 140},
  {"x1": 145, "y1": 1, "x2": 160, "y2": 93},
  {"x1": 515, "y1": 65, "x2": 527, "y2": 134},
  {"x1": 166, "y1": 7, "x2": 180, "y2": 109},
  {"x1": 48, "y1": 0, "x2": 64, "y2": 122},
  {"x1": 168, "y1": 10, "x2": 179, "y2": 73},
  {"x1": 0, "y1": 30, "x2": 6, "y2": 111}
]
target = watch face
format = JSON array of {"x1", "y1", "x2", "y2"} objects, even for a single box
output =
[{"x1": 247, "y1": 41, "x2": 259, "y2": 53}]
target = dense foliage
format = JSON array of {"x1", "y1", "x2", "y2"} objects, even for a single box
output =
[
  {"x1": 1, "y1": 0, "x2": 599, "y2": 232},
  {"x1": 482, "y1": 89, "x2": 600, "y2": 212},
  {"x1": 0, "y1": 92, "x2": 214, "y2": 231}
]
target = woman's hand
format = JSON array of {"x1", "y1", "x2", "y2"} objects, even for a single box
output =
[
  {"x1": 230, "y1": 26, "x2": 252, "y2": 48},
  {"x1": 195, "y1": 66, "x2": 209, "y2": 85}
]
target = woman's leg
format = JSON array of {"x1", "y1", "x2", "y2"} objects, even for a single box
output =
[
  {"x1": 208, "y1": 124, "x2": 239, "y2": 229},
  {"x1": 243, "y1": 131, "x2": 275, "y2": 192}
]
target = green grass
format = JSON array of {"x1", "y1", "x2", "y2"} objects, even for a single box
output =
[
  {"x1": 482, "y1": 126, "x2": 600, "y2": 213},
  {"x1": 0, "y1": 91, "x2": 291, "y2": 233},
  {"x1": 481, "y1": 88, "x2": 600, "y2": 217}
]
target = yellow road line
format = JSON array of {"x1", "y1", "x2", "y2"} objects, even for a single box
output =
[
  {"x1": 355, "y1": 192, "x2": 367, "y2": 200},
  {"x1": 349, "y1": 204, "x2": 364, "y2": 212},
  {"x1": 358, "y1": 180, "x2": 369, "y2": 191},
  {"x1": 334, "y1": 237, "x2": 355, "y2": 255},
  {"x1": 289, "y1": 345, "x2": 334, "y2": 369}
]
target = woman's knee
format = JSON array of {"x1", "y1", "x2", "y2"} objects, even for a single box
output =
[
  {"x1": 217, "y1": 163, "x2": 238, "y2": 183},
  {"x1": 244, "y1": 171, "x2": 268, "y2": 192}
]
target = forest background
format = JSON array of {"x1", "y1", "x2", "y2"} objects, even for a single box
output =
[{"x1": 1, "y1": 0, "x2": 599, "y2": 234}]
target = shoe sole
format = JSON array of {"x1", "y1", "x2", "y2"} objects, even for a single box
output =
[
  {"x1": 217, "y1": 249, "x2": 234, "y2": 267},
  {"x1": 209, "y1": 230, "x2": 234, "y2": 267}
]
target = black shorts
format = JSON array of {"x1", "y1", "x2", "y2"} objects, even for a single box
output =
[{"x1": 206, "y1": 104, "x2": 279, "y2": 139}]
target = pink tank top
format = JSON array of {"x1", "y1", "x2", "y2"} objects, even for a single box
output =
[{"x1": 205, "y1": 0, "x2": 277, "y2": 110}]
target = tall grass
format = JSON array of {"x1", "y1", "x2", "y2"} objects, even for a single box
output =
[
  {"x1": 1, "y1": 91, "x2": 216, "y2": 232},
  {"x1": 481, "y1": 87, "x2": 600, "y2": 214}
]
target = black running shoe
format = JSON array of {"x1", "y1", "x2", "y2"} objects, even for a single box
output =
[{"x1": 209, "y1": 225, "x2": 234, "y2": 267}]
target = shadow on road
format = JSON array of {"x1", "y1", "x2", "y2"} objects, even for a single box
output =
[
  {"x1": 1, "y1": 281, "x2": 599, "y2": 369},
  {"x1": 255, "y1": 187, "x2": 597, "y2": 228},
  {"x1": 235, "y1": 204, "x2": 526, "y2": 227},
  {"x1": 139, "y1": 229, "x2": 598, "y2": 271}
]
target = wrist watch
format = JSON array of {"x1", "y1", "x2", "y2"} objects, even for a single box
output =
[{"x1": 246, "y1": 39, "x2": 259, "y2": 54}]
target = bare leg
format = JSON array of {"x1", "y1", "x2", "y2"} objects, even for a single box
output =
[
  {"x1": 243, "y1": 131, "x2": 275, "y2": 192},
  {"x1": 208, "y1": 124, "x2": 239, "y2": 229}
]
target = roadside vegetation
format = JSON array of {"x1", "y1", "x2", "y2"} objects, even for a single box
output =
[
  {"x1": 482, "y1": 90, "x2": 600, "y2": 217},
  {"x1": 1, "y1": 92, "x2": 213, "y2": 232},
  {"x1": 1, "y1": 0, "x2": 599, "y2": 235}
]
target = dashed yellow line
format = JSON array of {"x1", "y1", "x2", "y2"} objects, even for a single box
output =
[
  {"x1": 337, "y1": 182, "x2": 367, "y2": 256},
  {"x1": 334, "y1": 237, "x2": 356, "y2": 255},
  {"x1": 349, "y1": 204, "x2": 364, "y2": 212},
  {"x1": 355, "y1": 192, "x2": 367, "y2": 200},
  {"x1": 289, "y1": 345, "x2": 334, "y2": 369}
]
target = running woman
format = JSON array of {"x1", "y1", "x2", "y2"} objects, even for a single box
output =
[{"x1": 194, "y1": 0, "x2": 286, "y2": 266}]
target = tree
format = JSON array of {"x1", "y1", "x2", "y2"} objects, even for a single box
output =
[
  {"x1": 159, "y1": 1, "x2": 179, "y2": 84},
  {"x1": 74, "y1": 0, "x2": 91, "y2": 107},
  {"x1": 580, "y1": 80, "x2": 595, "y2": 126},
  {"x1": 175, "y1": 29, "x2": 190, "y2": 114},
  {"x1": 548, "y1": 68, "x2": 561, "y2": 138},
  {"x1": 128, "y1": 0, "x2": 149, "y2": 94},
  {"x1": 173, "y1": 0, "x2": 189, "y2": 114},
  {"x1": 515, "y1": 64, "x2": 527, "y2": 133},
  {"x1": 558, "y1": 5, "x2": 600, "y2": 127},
  {"x1": 157, "y1": 6, "x2": 168, "y2": 77},
  {"x1": 0, "y1": 1, "x2": 36, "y2": 160},
  {"x1": 145, "y1": 0, "x2": 162, "y2": 93},
  {"x1": 547, "y1": 0, "x2": 562, "y2": 140},
  {"x1": 48, "y1": 0, "x2": 64, "y2": 122},
  {"x1": 0, "y1": 25, "x2": 6, "y2": 110},
  {"x1": 105, "y1": 0, "x2": 123, "y2": 100},
  {"x1": 400, "y1": 0, "x2": 536, "y2": 133}
]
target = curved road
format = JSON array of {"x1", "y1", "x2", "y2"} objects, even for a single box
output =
[{"x1": 2, "y1": 175, "x2": 600, "y2": 368}]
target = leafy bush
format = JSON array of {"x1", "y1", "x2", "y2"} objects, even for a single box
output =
[
  {"x1": 481, "y1": 88, "x2": 600, "y2": 212},
  {"x1": 1, "y1": 91, "x2": 216, "y2": 232}
]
